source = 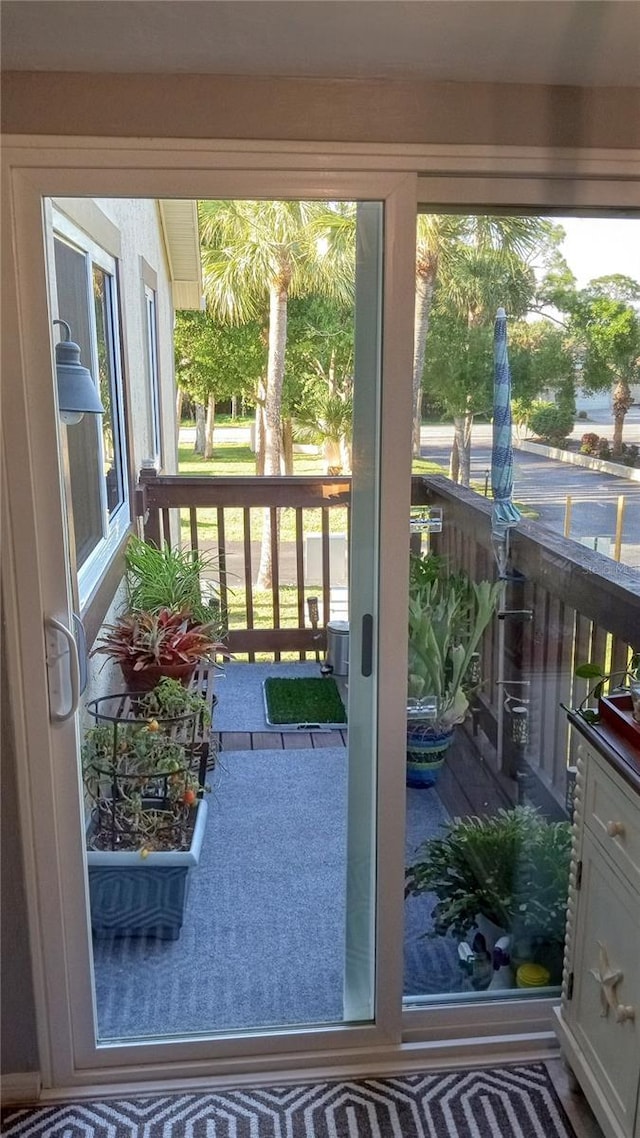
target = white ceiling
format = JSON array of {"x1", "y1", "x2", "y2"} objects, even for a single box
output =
[{"x1": 2, "y1": 1, "x2": 639, "y2": 88}]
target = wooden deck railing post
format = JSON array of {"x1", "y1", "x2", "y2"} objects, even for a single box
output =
[{"x1": 137, "y1": 465, "x2": 162, "y2": 547}]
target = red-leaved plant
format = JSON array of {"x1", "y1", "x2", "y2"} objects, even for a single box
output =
[{"x1": 92, "y1": 608, "x2": 228, "y2": 673}]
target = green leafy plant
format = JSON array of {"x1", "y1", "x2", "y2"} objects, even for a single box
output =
[
  {"x1": 125, "y1": 537, "x2": 225, "y2": 632},
  {"x1": 92, "y1": 608, "x2": 228, "y2": 673},
  {"x1": 405, "y1": 806, "x2": 572, "y2": 946},
  {"x1": 135, "y1": 676, "x2": 212, "y2": 727},
  {"x1": 407, "y1": 552, "x2": 500, "y2": 729},
  {"x1": 527, "y1": 401, "x2": 574, "y2": 444},
  {"x1": 573, "y1": 653, "x2": 640, "y2": 723},
  {"x1": 82, "y1": 720, "x2": 202, "y2": 854}
]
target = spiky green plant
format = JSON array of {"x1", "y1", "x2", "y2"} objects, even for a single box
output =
[
  {"x1": 407, "y1": 552, "x2": 500, "y2": 727},
  {"x1": 124, "y1": 537, "x2": 225, "y2": 633}
]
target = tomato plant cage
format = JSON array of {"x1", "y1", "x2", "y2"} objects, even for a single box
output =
[{"x1": 83, "y1": 693, "x2": 210, "y2": 940}]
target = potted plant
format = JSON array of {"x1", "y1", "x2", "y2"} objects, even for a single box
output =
[
  {"x1": 92, "y1": 607, "x2": 228, "y2": 691},
  {"x1": 124, "y1": 536, "x2": 225, "y2": 631},
  {"x1": 406, "y1": 552, "x2": 500, "y2": 786},
  {"x1": 572, "y1": 653, "x2": 640, "y2": 724},
  {"x1": 83, "y1": 679, "x2": 211, "y2": 939},
  {"x1": 405, "y1": 806, "x2": 572, "y2": 985}
]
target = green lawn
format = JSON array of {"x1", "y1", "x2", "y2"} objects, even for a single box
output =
[{"x1": 175, "y1": 442, "x2": 536, "y2": 650}]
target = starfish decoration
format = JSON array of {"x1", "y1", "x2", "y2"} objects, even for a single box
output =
[{"x1": 590, "y1": 942, "x2": 623, "y2": 1018}]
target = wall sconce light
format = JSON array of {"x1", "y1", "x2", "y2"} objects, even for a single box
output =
[{"x1": 54, "y1": 319, "x2": 105, "y2": 425}]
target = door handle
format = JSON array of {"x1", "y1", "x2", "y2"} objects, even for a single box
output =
[
  {"x1": 45, "y1": 616, "x2": 81, "y2": 723},
  {"x1": 361, "y1": 613, "x2": 373, "y2": 677}
]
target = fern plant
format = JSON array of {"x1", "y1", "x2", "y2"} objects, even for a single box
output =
[{"x1": 405, "y1": 806, "x2": 572, "y2": 945}]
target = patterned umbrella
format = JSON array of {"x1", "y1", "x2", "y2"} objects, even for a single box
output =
[{"x1": 491, "y1": 307, "x2": 521, "y2": 575}]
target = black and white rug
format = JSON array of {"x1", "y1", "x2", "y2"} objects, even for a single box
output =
[{"x1": 2, "y1": 1065, "x2": 579, "y2": 1137}]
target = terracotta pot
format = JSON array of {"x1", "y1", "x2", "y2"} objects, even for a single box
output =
[{"x1": 120, "y1": 660, "x2": 196, "y2": 692}]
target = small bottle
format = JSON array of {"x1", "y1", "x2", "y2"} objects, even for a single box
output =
[{"x1": 488, "y1": 935, "x2": 513, "y2": 990}]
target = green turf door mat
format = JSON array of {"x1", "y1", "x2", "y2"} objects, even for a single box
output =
[{"x1": 263, "y1": 677, "x2": 347, "y2": 731}]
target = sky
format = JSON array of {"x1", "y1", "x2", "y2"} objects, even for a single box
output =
[{"x1": 553, "y1": 216, "x2": 640, "y2": 289}]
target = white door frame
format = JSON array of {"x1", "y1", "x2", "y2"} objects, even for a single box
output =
[
  {"x1": 3, "y1": 149, "x2": 416, "y2": 1087},
  {"x1": 3, "y1": 136, "x2": 638, "y2": 1093}
]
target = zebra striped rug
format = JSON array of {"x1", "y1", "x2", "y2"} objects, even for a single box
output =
[{"x1": 2, "y1": 1064, "x2": 578, "y2": 1137}]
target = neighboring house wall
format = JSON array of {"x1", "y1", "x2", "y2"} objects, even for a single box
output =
[
  {"x1": 1, "y1": 74, "x2": 638, "y2": 1083},
  {"x1": 93, "y1": 197, "x2": 178, "y2": 477}
]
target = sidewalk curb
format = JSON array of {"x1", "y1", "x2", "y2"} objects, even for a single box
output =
[{"x1": 515, "y1": 439, "x2": 640, "y2": 483}]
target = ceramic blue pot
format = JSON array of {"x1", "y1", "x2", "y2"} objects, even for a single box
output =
[{"x1": 406, "y1": 723, "x2": 454, "y2": 787}]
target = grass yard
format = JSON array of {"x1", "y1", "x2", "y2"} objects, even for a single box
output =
[{"x1": 178, "y1": 442, "x2": 450, "y2": 549}]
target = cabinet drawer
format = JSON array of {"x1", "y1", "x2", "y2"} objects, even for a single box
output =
[
  {"x1": 568, "y1": 834, "x2": 640, "y2": 1137},
  {"x1": 579, "y1": 741, "x2": 640, "y2": 893}
]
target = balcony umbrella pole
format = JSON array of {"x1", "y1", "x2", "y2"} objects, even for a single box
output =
[{"x1": 491, "y1": 308, "x2": 521, "y2": 770}]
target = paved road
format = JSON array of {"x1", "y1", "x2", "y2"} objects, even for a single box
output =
[
  {"x1": 181, "y1": 414, "x2": 640, "y2": 568},
  {"x1": 419, "y1": 421, "x2": 640, "y2": 568}
]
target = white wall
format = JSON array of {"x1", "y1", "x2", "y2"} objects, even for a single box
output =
[
  {"x1": 94, "y1": 197, "x2": 178, "y2": 476},
  {"x1": 52, "y1": 196, "x2": 178, "y2": 481}
]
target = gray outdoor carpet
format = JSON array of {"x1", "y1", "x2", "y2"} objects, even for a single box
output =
[
  {"x1": 212, "y1": 661, "x2": 324, "y2": 732},
  {"x1": 1, "y1": 1065, "x2": 579, "y2": 1137},
  {"x1": 91, "y1": 750, "x2": 459, "y2": 1041},
  {"x1": 93, "y1": 748, "x2": 347, "y2": 1038},
  {"x1": 404, "y1": 787, "x2": 461, "y2": 997}
]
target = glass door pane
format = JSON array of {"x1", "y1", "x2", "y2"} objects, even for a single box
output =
[
  {"x1": 403, "y1": 209, "x2": 582, "y2": 1008},
  {"x1": 50, "y1": 196, "x2": 384, "y2": 1045}
]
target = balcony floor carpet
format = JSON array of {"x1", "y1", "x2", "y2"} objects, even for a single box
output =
[
  {"x1": 91, "y1": 746, "x2": 459, "y2": 1041},
  {"x1": 212, "y1": 661, "x2": 325, "y2": 732},
  {"x1": 2, "y1": 1064, "x2": 579, "y2": 1137}
]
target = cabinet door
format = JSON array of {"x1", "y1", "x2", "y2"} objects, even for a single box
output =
[{"x1": 569, "y1": 834, "x2": 640, "y2": 1138}]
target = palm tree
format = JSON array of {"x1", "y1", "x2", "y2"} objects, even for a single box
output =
[
  {"x1": 199, "y1": 200, "x2": 354, "y2": 587},
  {"x1": 412, "y1": 214, "x2": 553, "y2": 459}
]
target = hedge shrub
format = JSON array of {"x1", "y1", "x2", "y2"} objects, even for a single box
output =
[{"x1": 528, "y1": 402, "x2": 574, "y2": 444}]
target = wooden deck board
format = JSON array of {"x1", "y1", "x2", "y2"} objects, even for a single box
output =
[{"x1": 436, "y1": 727, "x2": 516, "y2": 818}]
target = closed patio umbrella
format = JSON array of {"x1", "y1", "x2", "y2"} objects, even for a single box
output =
[{"x1": 491, "y1": 307, "x2": 521, "y2": 577}]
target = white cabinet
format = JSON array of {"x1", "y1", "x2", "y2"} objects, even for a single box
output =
[{"x1": 555, "y1": 723, "x2": 640, "y2": 1138}]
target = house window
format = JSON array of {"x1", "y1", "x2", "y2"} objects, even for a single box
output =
[
  {"x1": 144, "y1": 284, "x2": 162, "y2": 466},
  {"x1": 52, "y1": 213, "x2": 130, "y2": 607}
]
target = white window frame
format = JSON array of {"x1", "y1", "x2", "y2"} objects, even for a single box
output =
[
  {"x1": 3, "y1": 137, "x2": 638, "y2": 1095},
  {"x1": 143, "y1": 282, "x2": 162, "y2": 468},
  {"x1": 51, "y1": 208, "x2": 130, "y2": 610}
]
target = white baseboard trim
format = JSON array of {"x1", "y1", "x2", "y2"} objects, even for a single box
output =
[
  {"x1": 36, "y1": 1035, "x2": 560, "y2": 1103},
  {"x1": 1, "y1": 1071, "x2": 42, "y2": 1107}
]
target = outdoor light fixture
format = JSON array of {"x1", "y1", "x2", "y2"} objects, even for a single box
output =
[
  {"x1": 53, "y1": 319, "x2": 105, "y2": 425},
  {"x1": 511, "y1": 705, "x2": 530, "y2": 747},
  {"x1": 467, "y1": 652, "x2": 482, "y2": 688}
]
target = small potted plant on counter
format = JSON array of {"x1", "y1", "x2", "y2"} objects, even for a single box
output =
[
  {"x1": 572, "y1": 653, "x2": 640, "y2": 727},
  {"x1": 83, "y1": 679, "x2": 212, "y2": 940}
]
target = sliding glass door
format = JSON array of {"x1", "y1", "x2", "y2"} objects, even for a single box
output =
[{"x1": 4, "y1": 163, "x2": 415, "y2": 1085}]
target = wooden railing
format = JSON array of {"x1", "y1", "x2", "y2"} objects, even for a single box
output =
[
  {"x1": 420, "y1": 476, "x2": 640, "y2": 814},
  {"x1": 136, "y1": 468, "x2": 640, "y2": 810},
  {"x1": 136, "y1": 470, "x2": 351, "y2": 661}
]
